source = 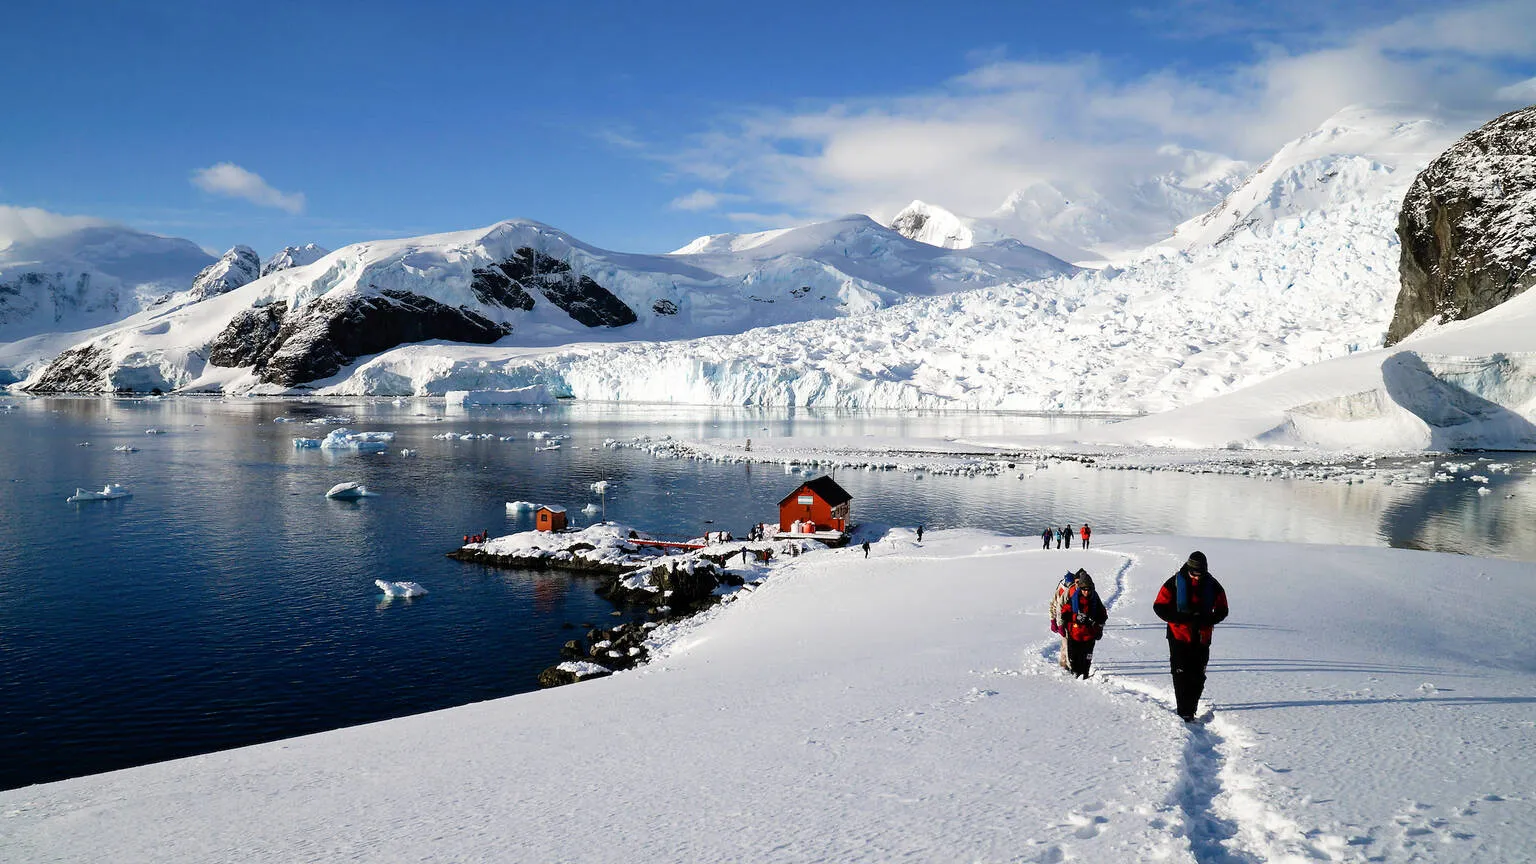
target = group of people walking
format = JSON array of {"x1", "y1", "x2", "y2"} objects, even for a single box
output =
[
  {"x1": 1050, "y1": 550, "x2": 1229, "y2": 722},
  {"x1": 1042, "y1": 524, "x2": 1090, "y2": 549}
]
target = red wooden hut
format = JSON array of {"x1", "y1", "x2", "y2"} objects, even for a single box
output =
[
  {"x1": 535, "y1": 505, "x2": 568, "y2": 532},
  {"x1": 778, "y1": 475, "x2": 852, "y2": 534}
]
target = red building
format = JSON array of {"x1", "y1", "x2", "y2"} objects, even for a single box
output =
[
  {"x1": 778, "y1": 475, "x2": 852, "y2": 534},
  {"x1": 535, "y1": 505, "x2": 568, "y2": 532}
]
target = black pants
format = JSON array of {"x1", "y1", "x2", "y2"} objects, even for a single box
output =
[
  {"x1": 1066, "y1": 638, "x2": 1095, "y2": 678},
  {"x1": 1168, "y1": 639, "x2": 1210, "y2": 717}
]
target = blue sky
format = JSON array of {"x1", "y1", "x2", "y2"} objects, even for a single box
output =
[{"x1": 3, "y1": 0, "x2": 1533, "y2": 258}]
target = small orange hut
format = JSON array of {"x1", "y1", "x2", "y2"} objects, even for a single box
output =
[
  {"x1": 778, "y1": 475, "x2": 852, "y2": 534},
  {"x1": 535, "y1": 505, "x2": 568, "y2": 532}
]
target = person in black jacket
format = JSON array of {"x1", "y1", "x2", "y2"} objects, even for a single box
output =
[{"x1": 1152, "y1": 551, "x2": 1230, "y2": 721}]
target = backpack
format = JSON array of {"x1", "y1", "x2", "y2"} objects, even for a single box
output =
[{"x1": 1048, "y1": 573, "x2": 1073, "y2": 633}]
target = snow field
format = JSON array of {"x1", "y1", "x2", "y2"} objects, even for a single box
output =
[{"x1": 3, "y1": 531, "x2": 1531, "y2": 862}]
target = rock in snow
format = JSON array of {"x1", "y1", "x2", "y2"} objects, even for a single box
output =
[{"x1": 1388, "y1": 104, "x2": 1536, "y2": 344}]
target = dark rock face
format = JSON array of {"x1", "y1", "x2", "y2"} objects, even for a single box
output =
[
  {"x1": 651, "y1": 298, "x2": 679, "y2": 315},
  {"x1": 21, "y1": 344, "x2": 112, "y2": 392},
  {"x1": 1388, "y1": 105, "x2": 1536, "y2": 345},
  {"x1": 469, "y1": 263, "x2": 537, "y2": 311},
  {"x1": 208, "y1": 289, "x2": 511, "y2": 386},
  {"x1": 483, "y1": 247, "x2": 637, "y2": 327},
  {"x1": 207, "y1": 302, "x2": 287, "y2": 368}
]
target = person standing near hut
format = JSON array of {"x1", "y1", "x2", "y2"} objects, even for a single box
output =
[
  {"x1": 862, "y1": 541, "x2": 871, "y2": 558},
  {"x1": 1063, "y1": 525, "x2": 1073, "y2": 549},
  {"x1": 1153, "y1": 551, "x2": 1230, "y2": 722},
  {"x1": 916, "y1": 524, "x2": 924, "y2": 543},
  {"x1": 1080, "y1": 523, "x2": 1091, "y2": 549},
  {"x1": 1057, "y1": 570, "x2": 1107, "y2": 678},
  {"x1": 1042, "y1": 527, "x2": 1053, "y2": 549}
]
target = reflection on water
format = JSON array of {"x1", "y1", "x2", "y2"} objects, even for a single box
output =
[{"x1": 1, "y1": 396, "x2": 1534, "y2": 791}]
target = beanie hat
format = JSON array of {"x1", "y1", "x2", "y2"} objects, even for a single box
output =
[
  {"x1": 1186, "y1": 551, "x2": 1207, "y2": 573},
  {"x1": 1075, "y1": 571, "x2": 1094, "y2": 589}
]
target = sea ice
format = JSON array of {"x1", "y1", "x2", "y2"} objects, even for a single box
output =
[
  {"x1": 325, "y1": 482, "x2": 374, "y2": 500},
  {"x1": 506, "y1": 501, "x2": 537, "y2": 512},
  {"x1": 374, "y1": 580, "x2": 426, "y2": 598},
  {"x1": 320, "y1": 428, "x2": 396, "y2": 451},
  {"x1": 67, "y1": 484, "x2": 132, "y2": 503}
]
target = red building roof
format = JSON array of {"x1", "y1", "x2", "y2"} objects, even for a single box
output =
[{"x1": 778, "y1": 475, "x2": 852, "y2": 508}]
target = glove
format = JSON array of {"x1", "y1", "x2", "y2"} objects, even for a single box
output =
[{"x1": 1075, "y1": 613, "x2": 1093, "y2": 626}]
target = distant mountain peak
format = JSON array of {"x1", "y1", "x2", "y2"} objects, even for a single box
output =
[
  {"x1": 261, "y1": 243, "x2": 331, "y2": 277},
  {"x1": 188, "y1": 246, "x2": 261, "y2": 302}
]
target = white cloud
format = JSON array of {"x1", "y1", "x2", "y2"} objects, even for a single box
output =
[
  {"x1": 670, "y1": 190, "x2": 723, "y2": 211},
  {"x1": 190, "y1": 163, "x2": 306, "y2": 214},
  {"x1": 664, "y1": 1, "x2": 1535, "y2": 227},
  {"x1": 0, "y1": 205, "x2": 111, "y2": 252}
]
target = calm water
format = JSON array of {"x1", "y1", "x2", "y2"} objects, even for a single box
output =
[{"x1": 2, "y1": 396, "x2": 1535, "y2": 791}]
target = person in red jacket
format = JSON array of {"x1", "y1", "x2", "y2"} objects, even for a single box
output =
[
  {"x1": 1152, "y1": 551, "x2": 1229, "y2": 721},
  {"x1": 1080, "y1": 523, "x2": 1092, "y2": 549},
  {"x1": 1056, "y1": 571, "x2": 1107, "y2": 678}
]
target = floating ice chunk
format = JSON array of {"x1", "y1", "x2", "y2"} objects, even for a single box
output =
[
  {"x1": 113, "y1": 445, "x2": 139, "y2": 453},
  {"x1": 325, "y1": 482, "x2": 375, "y2": 499},
  {"x1": 320, "y1": 428, "x2": 396, "y2": 451},
  {"x1": 582, "y1": 503, "x2": 600, "y2": 515},
  {"x1": 144, "y1": 428, "x2": 164, "y2": 435},
  {"x1": 506, "y1": 500, "x2": 537, "y2": 512},
  {"x1": 590, "y1": 480, "x2": 610, "y2": 494},
  {"x1": 293, "y1": 438, "x2": 322, "y2": 449},
  {"x1": 67, "y1": 484, "x2": 131, "y2": 503},
  {"x1": 398, "y1": 449, "x2": 418, "y2": 457},
  {"x1": 375, "y1": 579, "x2": 427, "y2": 598},
  {"x1": 534, "y1": 443, "x2": 562, "y2": 451}
]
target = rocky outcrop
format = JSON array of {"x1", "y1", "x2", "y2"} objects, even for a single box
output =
[
  {"x1": 20, "y1": 343, "x2": 114, "y2": 392},
  {"x1": 207, "y1": 302, "x2": 287, "y2": 368},
  {"x1": 188, "y1": 246, "x2": 261, "y2": 302},
  {"x1": 260, "y1": 244, "x2": 330, "y2": 277},
  {"x1": 485, "y1": 247, "x2": 637, "y2": 327},
  {"x1": 207, "y1": 289, "x2": 511, "y2": 387},
  {"x1": 1388, "y1": 105, "x2": 1536, "y2": 345}
]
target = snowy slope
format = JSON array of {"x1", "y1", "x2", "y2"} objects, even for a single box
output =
[
  {"x1": 332, "y1": 106, "x2": 1468, "y2": 416},
  {"x1": 0, "y1": 224, "x2": 214, "y2": 343},
  {"x1": 4, "y1": 532, "x2": 1530, "y2": 862},
  {"x1": 15, "y1": 216, "x2": 1073, "y2": 394},
  {"x1": 1065, "y1": 276, "x2": 1536, "y2": 451}
]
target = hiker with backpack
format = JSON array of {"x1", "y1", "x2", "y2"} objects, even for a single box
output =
[
  {"x1": 1080, "y1": 523, "x2": 1091, "y2": 549},
  {"x1": 1062, "y1": 525, "x2": 1073, "y2": 549},
  {"x1": 1042, "y1": 527, "x2": 1053, "y2": 549},
  {"x1": 1152, "y1": 551, "x2": 1230, "y2": 722},
  {"x1": 1056, "y1": 570, "x2": 1107, "y2": 678},
  {"x1": 1047, "y1": 571, "x2": 1076, "y2": 669}
]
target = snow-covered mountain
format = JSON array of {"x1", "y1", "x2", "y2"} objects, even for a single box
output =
[
  {"x1": 187, "y1": 246, "x2": 261, "y2": 302},
  {"x1": 309, "y1": 105, "x2": 1468, "y2": 417},
  {"x1": 261, "y1": 243, "x2": 330, "y2": 277},
  {"x1": 17, "y1": 216, "x2": 1073, "y2": 393},
  {"x1": 889, "y1": 147, "x2": 1249, "y2": 264},
  {"x1": 0, "y1": 223, "x2": 214, "y2": 344}
]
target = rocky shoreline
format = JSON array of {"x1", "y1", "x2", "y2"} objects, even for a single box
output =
[{"x1": 446, "y1": 523, "x2": 803, "y2": 687}]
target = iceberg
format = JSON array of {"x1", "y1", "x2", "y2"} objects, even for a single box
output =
[
  {"x1": 375, "y1": 579, "x2": 427, "y2": 598},
  {"x1": 293, "y1": 438, "x2": 322, "y2": 449},
  {"x1": 320, "y1": 428, "x2": 395, "y2": 451},
  {"x1": 506, "y1": 500, "x2": 537, "y2": 512},
  {"x1": 325, "y1": 482, "x2": 374, "y2": 500},
  {"x1": 67, "y1": 484, "x2": 132, "y2": 503},
  {"x1": 112, "y1": 445, "x2": 140, "y2": 453}
]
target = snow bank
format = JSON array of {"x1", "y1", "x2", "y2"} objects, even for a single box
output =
[
  {"x1": 374, "y1": 580, "x2": 426, "y2": 598},
  {"x1": 4, "y1": 532, "x2": 1530, "y2": 862}
]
